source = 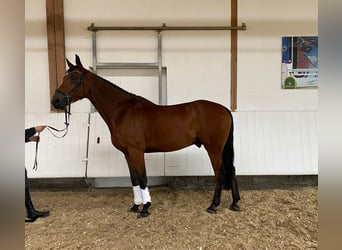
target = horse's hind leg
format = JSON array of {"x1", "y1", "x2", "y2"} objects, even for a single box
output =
[
  {"x1": 230, "y1": 176, "x2": 240, "y2": 211},
  {"x1": 207, "y1": 182, "x2": 223, "y2": 213},
  {"x1": 206, "y1": 151, "x2": 223, "y2": 213}
]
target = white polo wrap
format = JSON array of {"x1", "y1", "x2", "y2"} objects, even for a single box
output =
[
  {"x1": 141, "y1": 187, "x2": 151, "y2": 204},
  {"x1": 132, "y1": 185, "x2": 142, "y2": 205}
]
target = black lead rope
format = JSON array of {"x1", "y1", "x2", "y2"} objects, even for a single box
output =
[
  {"x1": 32, "y1": 132, "x2": 40, "y2": 171},
  {"x1": 32, "y1": 105, "x2": 71, "y2": 171},
  {"x1": 46, "y1": 104, "x2": 71, "y2": 138}
]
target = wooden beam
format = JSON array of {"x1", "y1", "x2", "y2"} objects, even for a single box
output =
[
  {"x1": 46, "y1": 0, "x2": 65, "y2": 111},
  {"x1": 230, "y1": 0, "x2": 238, "y2": 111}
]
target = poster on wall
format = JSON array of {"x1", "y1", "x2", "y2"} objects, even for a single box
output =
[{"x1": 281, "y1": 36, "x2": 318, "y2": 89}]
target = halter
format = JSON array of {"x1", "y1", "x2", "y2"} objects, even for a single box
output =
[
  {"x1": 47, "y1": 69, "x2": 86, "y2": 137},
  {"x1": 55, "y1": 69, "x2": 86, "y2": 107},
  {"x1": 32, "y1": 70, "x2": 86, "y2": 171}
]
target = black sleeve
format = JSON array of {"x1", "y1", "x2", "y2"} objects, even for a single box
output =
[{"x1": 25, "y1": 127, "x2": 36, "y2": 143}]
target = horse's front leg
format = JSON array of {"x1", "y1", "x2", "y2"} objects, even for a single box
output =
[
  {"x1": 125, "y1": 150, "x2": 152, "y2": 218},
  {"x1": 139, "y1": 186, "x2": 151, "y2": 218},
  {"x1": 130, "y1": 185, "x2": 142, "y2": 213}
]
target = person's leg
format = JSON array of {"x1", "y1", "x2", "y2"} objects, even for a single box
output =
[{"x1": 25, "y1": 168, "x2": 49, "y2": 222}]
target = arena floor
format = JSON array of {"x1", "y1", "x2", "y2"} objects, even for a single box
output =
[{"x1": 25, "y1": 187, "x2": 317, "y2": 249}]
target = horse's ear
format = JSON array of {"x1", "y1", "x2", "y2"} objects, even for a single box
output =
[
  {"x1": 66, "y1": 58, "x2": 74, "y2": 70},
  {"x1": 75, "y1": 54, "x2": 83, "y2": 68}
]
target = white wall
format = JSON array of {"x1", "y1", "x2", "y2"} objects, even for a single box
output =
[
  {"x1": 26, "y1": 0, "x2": 318, "y2": 113},
  {"x1": 25, "y1": 0, "x2": 318, "y2": 178},
  {"x1": 238, "y1": 0, "x2": 318, "y2": 111},
  {"x1": 25, "y1": 0, "x2": 50, "y2": 113}
]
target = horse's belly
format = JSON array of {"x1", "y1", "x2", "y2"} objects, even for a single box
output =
[{"x1": 145, "y1": 132, "x2": 194, "y2": 153}]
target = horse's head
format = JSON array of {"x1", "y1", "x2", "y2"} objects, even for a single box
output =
[{"x1": 51, "y1": 54, "x2": 87, "y2": 110}]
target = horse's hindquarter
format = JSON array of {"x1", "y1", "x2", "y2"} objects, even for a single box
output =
[
  {"x1": 144, "y1": 100, "x2": 231, "y2": 153},
  {"x1": 194, "y1": 100, "x2": 232, "y2": 152}
]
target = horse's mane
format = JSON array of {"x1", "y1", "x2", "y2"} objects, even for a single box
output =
[{"x1": 90, "y1": 70, "x2": 136, "y2": 97}]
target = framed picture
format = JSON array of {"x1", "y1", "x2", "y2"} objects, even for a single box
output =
[{"x1": 281, "y1": 36, "x2": 318, "y2": 89}]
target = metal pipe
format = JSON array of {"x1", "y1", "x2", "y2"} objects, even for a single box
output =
[
  {"x1": 90, "y1": 31, "x2": 98, "y2": 113},
  {"x1": 92, "y1": 31, "x2": 97, "y2": 73},
  {"x1": 95, "y1": 62, "x2": 159, "y2": 69},
  {"x1": 88, "y1": 22, "x2": 247, "y2": 32},
  {"x1": 157, "y1": 31, "x2": 163, "y2": 105}
]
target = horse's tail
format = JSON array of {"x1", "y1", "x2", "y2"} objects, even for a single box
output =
[{"x1": 220, "y1": 108, "x2": 236, "y2": 190}]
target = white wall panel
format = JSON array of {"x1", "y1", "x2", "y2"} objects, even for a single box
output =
[
  {"x1": 165, "y1": 146, "x2": 213, "y2": 176},
  {"x1": 25, "y1": 113, "x2": 89, "y2": 178},
  {"x1": 233, "y1": 111, "x2": 318, "y2": 175},
  {"x1": 87, "y1": 113, "x2": 129, "y2": 177}
]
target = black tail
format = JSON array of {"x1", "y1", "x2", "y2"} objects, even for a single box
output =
[{"x1": 220, "y1": 108, "x2": 236, "y2": 190}]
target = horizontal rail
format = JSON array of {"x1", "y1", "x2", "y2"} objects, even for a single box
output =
[
  {"x1": 87, "y1": 22, "x2": 247, "y2": 32},
  {"x1": 95, "y1": 62, "x2": 159, "y2": 69}
]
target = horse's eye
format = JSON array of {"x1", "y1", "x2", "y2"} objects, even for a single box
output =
[{"x1": 70, "y1": 74, "x2": 78, "y2": 81}]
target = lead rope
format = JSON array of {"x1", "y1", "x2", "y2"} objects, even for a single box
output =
[
  {"x1": 46, "y1": 103, "x2": 71, "y2": 138},
  {"x1": 32, "y1": 132, "x2": 40, "y2": 171},
  {"x1": 32, "y1": 104, "x2": 71, "y2": 171}
]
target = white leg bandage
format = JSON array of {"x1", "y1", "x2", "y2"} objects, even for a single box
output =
[
  {"x1": 141, "y1": 187, "x2": 151, "y2": 204},
  {"x1": 132, "y1": 185, "x2": 142, "y2": 205}
]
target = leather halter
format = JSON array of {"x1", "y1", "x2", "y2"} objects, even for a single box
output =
[
  {"x1": 31, "y1": 71, "x2": 86, "y2": 171},
  {"x1": 56, "y1": 69, "x2": 86, "y2": 105}
]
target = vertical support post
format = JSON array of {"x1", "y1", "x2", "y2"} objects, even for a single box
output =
[
  {"x1": 230, "y1": 0, "x2": 238, "y2": 111},
  {"x1": 90, "y1": 31, "x2": 98, "y2": 113},
  {"x1": 92, "y1": 31, "x2": 97, "y2": 73},
  {"x1": 157, "y1": 31, "x2": 163, "y2": 105},
  {"x1": 46, "y1": 0, "x2": 65, "y2": 111}
]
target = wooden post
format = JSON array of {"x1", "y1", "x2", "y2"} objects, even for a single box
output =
[
  {"x1": 46, "y1": 0, "x2": 65, "y2": 111},
  {"x1": 230, "y1": 0, "x2": 238, "y2": 111}
]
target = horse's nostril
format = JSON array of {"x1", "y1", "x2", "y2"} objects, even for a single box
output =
[{"x1": 51, "y1": 98, "x2": 60, "y2": 108}]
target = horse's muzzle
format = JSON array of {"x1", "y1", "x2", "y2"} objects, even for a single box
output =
[{"x1": 51, "y1": 92, "x2": 68, "y2": 110}]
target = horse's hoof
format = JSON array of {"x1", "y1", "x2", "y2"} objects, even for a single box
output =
[
  {"x1": 137, "y1": 211, "x2": 150, "y2": 218},
  {"x1": 207, "y1": 206, "x2": 217, "y2": 214},
  {"x1": 130, "y1": 204, "x2": 141, "y2": 213},
  {"x1": 230, "y1": 204, "x2": 240, "y2": 212}
]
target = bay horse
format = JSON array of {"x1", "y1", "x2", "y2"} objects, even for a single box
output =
[{"x1": 51, "y1": 55, "x2": 240, "y2": 218}]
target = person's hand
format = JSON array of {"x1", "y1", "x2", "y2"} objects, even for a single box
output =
[
  {"x1": 35, "y1": 125, "x2": 46, "y2": 133},
  {"x1": 29, "y1": 135, "x2": 40, "y2": 142}
]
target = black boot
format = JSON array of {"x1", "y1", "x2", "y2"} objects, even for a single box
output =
[{"x1": 25, "y1": 188, "x2": 49, "y2": 222}]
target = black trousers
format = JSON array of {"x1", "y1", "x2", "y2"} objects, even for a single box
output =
[{"x1": 25, "y1": 168, "x2": 29, "y2": 189}]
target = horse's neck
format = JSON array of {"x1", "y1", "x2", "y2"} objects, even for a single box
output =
[{"x1": 87, "y1": 74, "x2": 133, "y2": 128}]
